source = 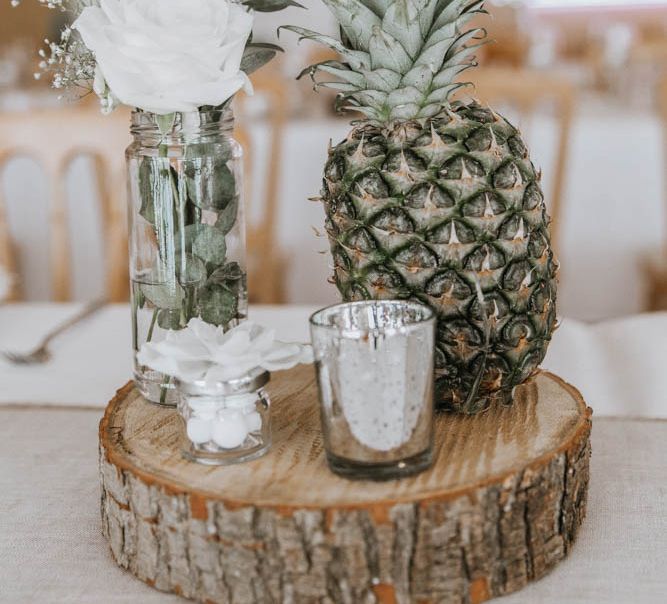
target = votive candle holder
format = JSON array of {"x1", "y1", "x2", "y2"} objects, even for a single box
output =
[{"x1": 310, "y1": 300, "x2": 436, "y2": 480}]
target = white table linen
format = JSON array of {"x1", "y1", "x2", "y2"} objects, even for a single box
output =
[
  {"x1": 1, "y1": 304, "x2": 666, "y2": 418},
  {"x1": 0, "y1": 304, "x2": 316, "y2": 407}
]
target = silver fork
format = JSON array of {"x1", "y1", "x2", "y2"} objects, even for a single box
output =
[{"x1": 2, "y1": 299, "x2": 106, "y2": 365}]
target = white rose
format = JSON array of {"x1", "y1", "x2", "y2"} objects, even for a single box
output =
[{"x1": 74, "y1": 0, "x2": 254, "y2": 114}]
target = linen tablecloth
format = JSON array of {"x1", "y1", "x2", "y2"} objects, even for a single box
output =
[
  {"x1": 0, "y1": 304, "x2": 316, "y2": 408},
  {"x1": 1, "y1": 304, "x2": 665, "y2": 417}
]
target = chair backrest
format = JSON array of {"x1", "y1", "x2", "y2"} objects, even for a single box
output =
[
  {"x1": 235, "y1": 71, "x2": 289, "y2": 304},
  {"x1": 637, "y1": 74, "x2": 667, "y2": 312},
  {"x1": 462, "y1": 67, "x2": 575, "y2": 249},
  {"x1": 480, "y1": 2, "x2": 529, "y2": 68},
  {"x1": 660, "y1": 74, "x2": 667, "y2": 254},
  {"x1": 0, "y1": 106, "x2": 130, "y2": 301}
]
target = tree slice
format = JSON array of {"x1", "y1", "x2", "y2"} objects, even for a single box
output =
[{"x1": 99, "y1": 366, "x2": 591, "y2": 604}]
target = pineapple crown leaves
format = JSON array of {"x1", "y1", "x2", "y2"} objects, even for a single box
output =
[{"x1": 282, "y1": 0, "x2": 487, "y2": 125}]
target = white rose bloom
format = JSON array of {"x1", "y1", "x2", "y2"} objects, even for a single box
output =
[{"x1": 74, "y1": 0, "x2": 254, "y2": 114}]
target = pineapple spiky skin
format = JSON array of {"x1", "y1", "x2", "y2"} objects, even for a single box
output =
[{"x1": 322, "y1": 100, "x2": 558, "y2": 413}]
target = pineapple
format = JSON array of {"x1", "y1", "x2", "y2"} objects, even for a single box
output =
[{"x1": 285, "y1": 0, "x2": 558, "y2": 413}]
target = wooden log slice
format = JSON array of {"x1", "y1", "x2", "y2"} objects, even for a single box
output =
[{"x1": 99, "y1": 366, "x2": 592, "y2": 604}]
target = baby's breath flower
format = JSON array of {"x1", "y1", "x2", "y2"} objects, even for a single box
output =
[
  {"x1": 12, "y1": 1, "x2": 106, "y2": 105},
  {"x1": 35, "y1": 26, "x2": 96, "y2": 96}
]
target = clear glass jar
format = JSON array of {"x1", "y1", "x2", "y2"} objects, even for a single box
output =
[
  {"x1": 126, "y1": 109, "x2": 248, "y2": 405},
  {"x1": 176, "y1": 370, "x2": 271, "y2": 465}
]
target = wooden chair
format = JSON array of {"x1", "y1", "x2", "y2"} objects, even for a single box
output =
[
  {"x1": 0, "y1": 106, "x2": 130, "y2": 301},
  {"x1": 643, "y1": 75, "x2": 667, "y2": 311},
  {"x1": 235, "y1": 71, "x2": 290, "y2": 304},
  {"x1": 461, "y1": 67, "x2": 575, "y2": 249},
  {"x1": 479, "y1": 2, "x2": 530, "y2": 68}
]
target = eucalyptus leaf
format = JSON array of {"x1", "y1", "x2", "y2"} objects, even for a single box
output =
[
  {"x1": 243, "y1": 0, "x2": 304, "y2": 12},
  {"x1": 176, "y1": 223, "x2": 220, "y2": 254},
  {"x1": 192, "y1": 224, "x2": 227, "y2": 265},
  {"x1": 198, "y1": 285, "x2": 238, "y2": 327},
  {"x1": 207, "y1": 262, "x2": 246, "y2": 292},
  {"x1": 185, "y1": 142, "x2": 232, "y2": 165},
  {"x1": 140, "y1": 281, "x2": 185, "y2": 310},
  {"x1": 209, "y1": 261, "x2": 244, "y2": 283},
  {"x1": 214, "y1": 195, "x2": 239, "y2": 235},
  {"x1": 138, "y1": 157, "x2": 157, "y2": 225},
  {"x1": 176, "y1": 253, "x2": 207, "y2": 286},
  {"x1": 241, "y1": 45, "x2": 281, "y2": 75},
  {"x1": 157, "y1": 308, "x2": 183, "y2": 330},
  {"x1": 135, "y1": 286, "x2": 146, "y2": 310},
  {"x1": 185, "y1": 156, "x2": 236, "y2": 211}
]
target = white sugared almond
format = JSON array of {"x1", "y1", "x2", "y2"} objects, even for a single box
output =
[
  {"x1": 244, "y1": 411, "x2": 262, "y2": 433},
  {"x1": 186, "y1": 417, "x2": 212, "y2": 444},
  {"x1": 211, "y1": 410, "x2": 248, "y2": 449}
]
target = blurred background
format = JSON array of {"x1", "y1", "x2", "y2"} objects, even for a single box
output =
[{"x1": 1, "y1": 0, "x2": 666, "y2": 320}]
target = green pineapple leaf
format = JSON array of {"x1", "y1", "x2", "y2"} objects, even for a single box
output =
[
  {"x1": 321, "y1": 0, "x2": 381, "y2": 50},
  {"x1": 359, "y1": 68, "x2": 401, "y2": 92},
  {"x1": 381, "y1": 0, "x2": 424, "y2": 59},
  {"x1": 280, "y1": 26, "x2": 370, "y2": 71},
  {"x1": 368, "y1": 27, "x2": 412, "y2": 73},
  {"x1": 310, "y1": 61, "x2": 366, "y2": 88}
]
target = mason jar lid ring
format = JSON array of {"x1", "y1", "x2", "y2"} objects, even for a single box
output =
[{"x1": 175, "y1": 368, "x2": 270, "y2": 397}]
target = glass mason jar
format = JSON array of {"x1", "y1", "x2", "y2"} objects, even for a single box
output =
[
  {"x1": 175, "y1": 370, "x2": 271, "y2": 465},
  {"x1": 127, "y1": 109, "x2": 248, "y2": 405}
]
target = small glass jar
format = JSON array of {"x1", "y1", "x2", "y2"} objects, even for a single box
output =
[{"x1": 175, "y1": 370, "x2": 271, "y2": 465}]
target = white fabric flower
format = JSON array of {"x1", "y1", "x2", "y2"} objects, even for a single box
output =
[
  {"x1": 74, "y1": 0, "x2": 254, "y2": 114},
  {"x1": 137, "y1": 319, "x2": 313, "y2": 384},
  {"x1": 0, "y1": 265, "x2": 12, "y2": 302}
]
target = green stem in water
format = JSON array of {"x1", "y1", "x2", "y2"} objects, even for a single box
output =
[
  {"x1": 160, "y1": 376, "x2": 172, "y2": 404},
  {"x1": 146, "y1": 308, "x2": 159, "y2": 343}
]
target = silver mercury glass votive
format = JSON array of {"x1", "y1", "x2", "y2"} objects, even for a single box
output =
[
  {"x1": 310, "y1": 300, "x2": 436, "y2": 480},
  {"x1": 175, "y1": 369, "x2": 271, "y2": 465}
]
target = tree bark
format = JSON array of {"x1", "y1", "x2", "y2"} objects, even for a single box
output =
[{"x1": 99, "y1": 366, "x2": 591, "y2": 604}]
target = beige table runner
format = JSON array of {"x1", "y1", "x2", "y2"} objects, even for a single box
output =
[{"x1": 1, "y1": 407, "x2": 665, "y2": 603}]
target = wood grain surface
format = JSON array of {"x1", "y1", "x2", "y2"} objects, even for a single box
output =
[{"x1": 99, "y1": 365, "x2": 592, "y2": 604}]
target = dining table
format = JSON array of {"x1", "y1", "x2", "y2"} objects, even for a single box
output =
[{"x1": 1, "y1": 303, "x2": 666, "y2": 603}]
